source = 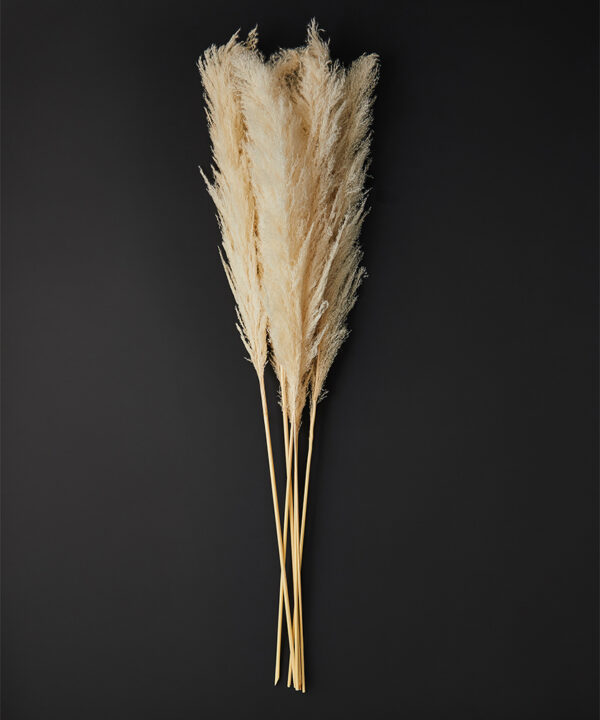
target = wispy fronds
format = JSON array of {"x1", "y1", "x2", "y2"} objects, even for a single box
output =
[
  {"x1": 198, "y1": 31, "x2": 267, "y2": 374},
  {"x1": 197, "y1": 22, "x2": 378, "y2": 691},
  {"x1": 198, "y1": 29, "x2": 300, "y2": 690},
  {"x1": 310, "y1": 43, "x2": 379, "y2": 405},
  {"x1": 234, "y1": 44, "x2": 315, "y2": 427}
]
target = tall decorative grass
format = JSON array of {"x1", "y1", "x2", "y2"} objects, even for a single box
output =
[{"x1": 198, "y1": 21, "x2": 378, "y2": 691}]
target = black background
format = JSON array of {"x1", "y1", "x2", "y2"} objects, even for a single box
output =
[{"x1": 2, "y1": 1, "x2": 598, "y2": 718}]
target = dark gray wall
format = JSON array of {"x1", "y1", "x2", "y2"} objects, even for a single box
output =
[{"x1": 2, "y1": 1, "x2": 598, "y2": 718}]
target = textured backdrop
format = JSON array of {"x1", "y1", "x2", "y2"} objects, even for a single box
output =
[{"x1": 2, "y1": 1, "x2": 598, "y2": 718}]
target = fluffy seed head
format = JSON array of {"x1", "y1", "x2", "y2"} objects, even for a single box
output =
[{"x1": 199, "y1": 23, "x2": 379, "y2": 417}]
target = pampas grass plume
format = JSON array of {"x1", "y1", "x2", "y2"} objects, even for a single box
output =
[{"x1": 198, "y1": 21, "x2": 378, "y2": 691}]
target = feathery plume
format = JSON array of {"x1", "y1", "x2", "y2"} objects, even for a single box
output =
[
  {"x1": 198, "y1": 31, "x2": 266, "y2": 374},
  {"x1": 234, "y1": 45, "x2": 314, "y2": 428},
  {"x1": 312, "y1": 46, "x2": 379, "y2": 405},
  {"x1": 197, "y1": 22, "x2": 378, "y2": 691},
  {"x1": 198, "y1": 29, "x2": 299, "y2": 689}
]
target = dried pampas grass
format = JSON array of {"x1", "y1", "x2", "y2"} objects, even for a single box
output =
[{"x1": 198, "y1": 21, "x2": 378, "y2": 691}]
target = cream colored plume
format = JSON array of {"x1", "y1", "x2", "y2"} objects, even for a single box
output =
[
  {"x1": 198, "y1": 30, "x2": 267, "y2": 374},
  {"x1": 197, "y1": 22, "x2": 378, "y2": 692},
  {"x1": 310, "y1": 39, "x2": 379, "y2": 405},
  {"x1": 198, "y1": 28, "x2": 300, "y2": 690},
  {"x1": 233, "y1": 44, "x2": 315, "y2": 426}
]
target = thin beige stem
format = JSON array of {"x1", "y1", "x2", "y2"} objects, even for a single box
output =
[
  {"x1": 286, "y1": 458, "x2": 295, "y2": 691},
  {"x1": 289, "y1": 429, "x2": 299, "y2": 690},
  {"x1": 258, "y1": 375, "x2": 298, "y2": 689},
  {"x1": 298, "y1": 402, "x2": 316, "y2": 691},
  {"x1": 300, "y1": 401, "x2": 317, "y2": 556},
  {"x1": 285, "y1": 436, "x2": 295, "y2": 685},
  {"x1": 293, "y1": 424, "x2": 303, "y2": 691},
  {"x1": 274, "y1": 375, "x2": 292, "y2": 685},
  {"x1": 287, "y1": 399, "x2": 317, "y2": 687}
]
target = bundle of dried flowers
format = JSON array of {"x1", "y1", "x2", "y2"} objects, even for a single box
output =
[{"x1": 198, "y1": 21, "x2": 378, "y2": 691}]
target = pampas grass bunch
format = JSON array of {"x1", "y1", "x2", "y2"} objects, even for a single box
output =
[{"x1": 198, "y1": 22, "x2": 378, "y2": 691}]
